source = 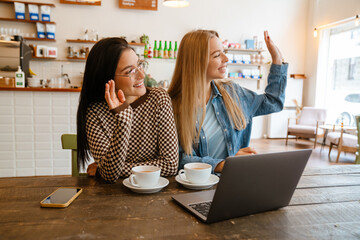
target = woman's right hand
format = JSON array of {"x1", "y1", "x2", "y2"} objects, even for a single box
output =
[
  {"x1": 215, "y1": 147, "x2": 257, "y2": 172},
  {"x1": 105, "y1": 80, "x2": 126, "y2": 110},
  {"x1": 235, "y1": 147, "x2": 257, "y2": 156}
]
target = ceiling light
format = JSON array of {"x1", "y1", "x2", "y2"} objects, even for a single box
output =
[
  {"x1": 163, "y1": 0, "x2": 189, "y2": 8},
  {"x1": 313, "y1": 28, "x2": 317, "y2": 38}
]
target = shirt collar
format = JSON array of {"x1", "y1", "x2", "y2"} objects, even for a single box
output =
[{"x1": 130, "y1": 87, "x2": 150, "y2": 109}]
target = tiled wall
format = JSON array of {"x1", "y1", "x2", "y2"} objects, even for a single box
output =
[
  {"x1": 30, "y1": 60, "x2": 86, "y2": 88},
  {"x1": 0, "y1": 90, "x2": 79, "y2": 177}
]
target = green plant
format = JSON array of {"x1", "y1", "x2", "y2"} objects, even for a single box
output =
[{"x1": 140, "y1": 34, "x2": 149, "y2": 44}]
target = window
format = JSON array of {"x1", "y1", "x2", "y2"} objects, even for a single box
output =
[{"x1": 318, "y1": 22, "x2": 360, "y2": 126}]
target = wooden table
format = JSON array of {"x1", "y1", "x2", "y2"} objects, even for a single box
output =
[{"x1": 1, "y1": 165, "x2": 360, "y2": 240}]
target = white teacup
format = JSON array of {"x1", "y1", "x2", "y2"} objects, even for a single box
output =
[
  {"x1": 129, "y1": 166, "x2": 160, "y2": 188},
  {"x1": 178, "y1": 163, "x2": 212, "y2": 184}
]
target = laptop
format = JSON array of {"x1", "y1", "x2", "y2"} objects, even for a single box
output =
[{"x1": 172, "y1": 149, "x2": 312, "y2": 223}]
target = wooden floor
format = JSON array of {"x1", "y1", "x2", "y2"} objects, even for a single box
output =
[{"x1": 250, "y1": 138, "x2": 357, "y2": 168}]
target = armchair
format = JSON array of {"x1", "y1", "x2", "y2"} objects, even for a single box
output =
[
  {"x1": 285, "y1": 107, "x2": 327, "y2": 148},
  {"x1": 328, "y1": 115, "x2": 359, "y2": 164}
]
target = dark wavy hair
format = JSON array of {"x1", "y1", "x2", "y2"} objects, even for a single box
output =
[{"x1": 77, "y1": 37, "x2": 132, "y2": 169}]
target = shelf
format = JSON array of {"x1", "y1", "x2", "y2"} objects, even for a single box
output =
[
  {"x1": 225, "y1": 48, "x2": 264, "y2": 53},
  {"x1": 227, "y1": 77, "x2": 262, "y2": 89},
  {"x1": 60, "y1": 0, "x2": 101, "y2": 6},
  {"x1": 129, "y1": 42, "x2": 145, "y2": 46},
  {"x1": 32, "y1": 56, "x2": 57, "y2": 60},
  {"x1": 0, "y1": 86, "x2": 81, "y2": 92},
  {"x1": 0, "y1": 17, "x2": 56, "y2": 24},
  {"x1": 66, "y1": 39, "x2": 97, "y2": 43},
  {"x1": 24, "y1": 37, "x2": 56, "y2": 42},
  {"x1": 0, "y1": 0, "x2": 55, "y2": 7},
  {"x1": 146, "y1": 57, "x2": 176, "y2": 61},
  {"x1": 66, "y1": 40, "x2": 145, "y2": 46},
  {"x1": 67, "y1": 56, "x2": 86, "y2": 61},
  {"x1": 227, "y1": 63, "x2": 264, "y2": 66},
  {"x1": 227, "y1": 77, "x2": 263, "y2": 81},
  {"x1": 65, "y1": 40, "x2": 144, "y2": 46},
  {"x1": 290, "y1": 74, "x2": 306, "y2": 79}
]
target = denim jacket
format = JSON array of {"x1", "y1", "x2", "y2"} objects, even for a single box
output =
[{"x1": 179, "y1": 63, "x2": 288, "y2": 171}]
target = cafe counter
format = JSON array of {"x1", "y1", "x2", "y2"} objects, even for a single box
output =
[
  {"x1": 0, "y1": 87, "x2": 81, "y2": 92},
  {"x1": 0, "y1": 87, "x2": 80, "y2": 177}
]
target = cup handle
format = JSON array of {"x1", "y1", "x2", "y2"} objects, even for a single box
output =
[
  {"x1": 129, "y1": 174, "x2": 139, "y2": 187},
  {"x1": 178, "y1": 169, "x2": 189, "y2": 182}
]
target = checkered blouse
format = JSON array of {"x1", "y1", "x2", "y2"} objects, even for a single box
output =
[{"x1": 86, "y1": 87, "x2": 179, "y2": 183}]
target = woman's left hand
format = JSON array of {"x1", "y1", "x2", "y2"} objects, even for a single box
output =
[
  {"x1": 87, "y1": 162, "x2": 97, "y2": 176},
  {"x1": 264, "y1": 31, "x2": 284, "y2": 65}
]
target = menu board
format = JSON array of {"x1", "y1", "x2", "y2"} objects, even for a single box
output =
[{"x1": 119, "y1": 0, "x2": 157, "y2": 11}]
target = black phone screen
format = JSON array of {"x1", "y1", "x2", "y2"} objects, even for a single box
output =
[{"x1": 42, "y1": 188, "x2": 81, "y2": 204}]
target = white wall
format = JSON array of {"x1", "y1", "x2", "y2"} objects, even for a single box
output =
[
  {"x1": 304, "y1": 0, "x2": 360, "y2": 106},
  {"x1": 1, "y1": 0, "x2": 309, "y2": 80}
]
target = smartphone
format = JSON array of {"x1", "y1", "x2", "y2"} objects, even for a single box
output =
[{"x1": 40, "y1": 187, "x2": 83, "y2": 208}]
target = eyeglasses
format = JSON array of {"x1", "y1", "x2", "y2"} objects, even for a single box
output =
[{"x1": 114, "y1": 61, "x2": 148, "y2": 81}]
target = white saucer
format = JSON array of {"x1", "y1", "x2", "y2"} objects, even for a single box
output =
[
  {"x1": 175, "y1": 174, "x2": 219, "y2": 190},
  {"x1": 123, "y1": 177, "x2": 169, "y2": 194}
]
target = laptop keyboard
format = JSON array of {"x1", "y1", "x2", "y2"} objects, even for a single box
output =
[{"x1": 188, "y1": 201, "x2": 212, "y2": 217}]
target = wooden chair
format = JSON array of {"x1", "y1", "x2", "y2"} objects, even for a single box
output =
[
  {"x1": 61, "y1": 134, "x2": 86, "y2": 177},
  {"x1": 327, "y1": 122, "x2": 358, "y2": 163},
  {"x1": 286, "y1": 107, "x2": 327, "y2": 148}
]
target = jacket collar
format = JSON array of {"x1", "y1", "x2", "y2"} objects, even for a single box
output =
[{"x1": 210, "y1": 80, "x2": 222, "y2": 98}]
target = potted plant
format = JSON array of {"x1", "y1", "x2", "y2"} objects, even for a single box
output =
[{"x1": 140, "y1": 34, "x2": 149, "y2": 44}]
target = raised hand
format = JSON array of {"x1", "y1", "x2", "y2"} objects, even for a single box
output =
[
  {"x1": 264, "y1": 31, "x2": 284, "y2": 65},
  {"x1": 104, "y1": 80, "x2": 126, "y2": 110}
]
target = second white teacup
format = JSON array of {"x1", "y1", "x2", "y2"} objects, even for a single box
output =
[
  {"x1": 129, "y1": 165, "x2": 160, "y2": 188},
  {"x1": 179, "y1": 163, "x2": 212, "y2": 184}
]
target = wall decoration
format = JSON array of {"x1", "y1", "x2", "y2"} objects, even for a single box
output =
[{"x1": 119, "y1": 0, "x2": 157, "y2": 11}]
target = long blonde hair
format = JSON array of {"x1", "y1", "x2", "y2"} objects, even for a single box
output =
[{"x1": 168, "y1": 30, "x2": 246, "y2": 155}]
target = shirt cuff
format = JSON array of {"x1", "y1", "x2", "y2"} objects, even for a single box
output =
[
  {"x1": 110, "y1": 103, "x2": 130, "y2": 115},
  {"x1": 270, "y1": 63, "x2": 288, "y2": 76}
]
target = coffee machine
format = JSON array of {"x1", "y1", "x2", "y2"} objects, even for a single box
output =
[{"x1": 0, "y1": 38, "x2": 32, "y2": 80}]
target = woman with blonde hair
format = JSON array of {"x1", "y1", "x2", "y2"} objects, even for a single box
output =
[{"x1": 168, "y1": 30, "x2": 287, "y2": 172}]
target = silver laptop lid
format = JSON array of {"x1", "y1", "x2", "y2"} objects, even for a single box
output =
[{"x1": 205, "y1": 149, "x2": 312, "y2": 223}]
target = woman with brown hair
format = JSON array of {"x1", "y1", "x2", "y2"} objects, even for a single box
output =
[
  {"x1": 77, "y1": 38, "x2": 178, "y2": 182},
  {"x1": 168, "y1": 30, "x2": 287, "y2": 172}
]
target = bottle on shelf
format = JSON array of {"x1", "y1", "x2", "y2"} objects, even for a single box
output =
[
  {"x1": 15, "y1": 66, "x2": 25, "y2": 88},
  {"x1": 144, "y1": 42, "x2": 148, "y2": 58},
  {"x1": 163, "y1": 41, "x2": 168, "y2": 59},
  {"x1": 148, "y1": 43, "x2": 152, "y2": 58},
  {"x1": 153, "y1": 40, "x2": 158, "y2": 58},
  {"x1": 158, "y1": 40, "x2": 163, "y2": 59},
  {"x1": 174, "y1": 41, "x2": 178, "y2": 59},
  {"x1": 168, "y1": 41, "x2": 174, "y2": 59}
]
